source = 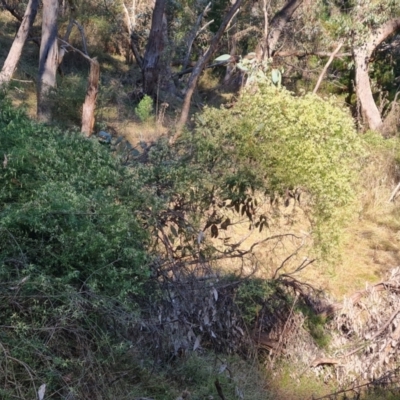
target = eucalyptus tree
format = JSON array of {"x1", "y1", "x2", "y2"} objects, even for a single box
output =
[
  {"x1": 312, "y1": 0, "x2": 400, "y2": 132},
  {"x1": 351, "y1": 1, "x2": 400, "y2": 131},
  {"x1": 0, "y1": 0, "x2": 39, "y2": 86},
  {"x1": 37, "y1": 0, "x2": 59, "y2": 122}
]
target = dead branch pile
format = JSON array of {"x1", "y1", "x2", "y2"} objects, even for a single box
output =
[
  {"x1": 129, "y1": 263, "x2": 327, "y2": 364},
  {"x1": 128, "y1": 261, "x2": 251, "y2": 359},
  {"x1": 319, "y1": 268, "x2": 400, "y2": 385},
  {"x1": 128, "y1": 261, "x2": 400, "y2": 395},
  {"x1": 277, "y1": 267, "x2": 400, "y2": 397}
]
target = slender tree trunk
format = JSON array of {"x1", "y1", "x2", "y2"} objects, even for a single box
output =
[
  {"x1": 172, "y1": 0, "x2": 243, "y2": 142},
  {"x1": 313, "y1": 41, "x2": 343, "y2": 95},
  {"x1": 81, "y1": 58, "x2": 100, "y2": 136},
  {"x1": 142, "y1": 0, "x2": 166, "y2": 97},
  {"x1": 354, "y1": 47, "x2": 382, "y2": 131},
  {"x1": 122, "y1": 1, "x2": 142, "y2": 67},
  {"x1": 181, "y1": 2, "x2": 212, "y2": 72},
  {"x1": 37, "y1": 0, "x2": 59, "y2": 122},
  {"x1": 354, "y1": 18, "x2": 400, "y2": 132},
  {"x1": 0, "y1": 0, "x2": 39, "y2": 85},
  {"x1": 261, "y1": 0, "x2": 303, "y2": 59}
]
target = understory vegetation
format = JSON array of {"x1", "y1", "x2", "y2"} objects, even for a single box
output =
[
  {"x1": 2, "y1": 1, "x2": 400, "y2": 398},
  {"x1": 2, "y1": 81, "x2": 400, "y2": 399}
]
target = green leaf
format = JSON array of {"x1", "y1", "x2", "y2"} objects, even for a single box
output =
[{"x1": 214, "y1": 54, "x2": 231, "y2": 62}]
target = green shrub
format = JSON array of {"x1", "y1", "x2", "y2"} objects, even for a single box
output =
[
  {"x1": 0, "y1": 95, "x2": 149, "y2": 298},
  {"x1": 0, "y1": 95, "x2": 152, "y2": 398},
  {"x1": 192, "y1": 83, "x2": 364, "y2": 256},
  {"x1": 135, "y1": 94, "x2": 154, "y2": 122}
]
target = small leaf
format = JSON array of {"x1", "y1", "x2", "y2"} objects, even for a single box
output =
[
  {"x1": 237, "y1": 63, "x2": 249, "y2": 71},
  {"x1": 211, "y1": 224, "x2": 219, "y2": 238},
  {"x1": 212, "y1": 287, "x2": 218, "y2": 301},
  {"x1": 214, "y1": 54, "x2": 231, "y2": 62},
  {"x1": 219, "y1": 364, "x2": 227, "y2": 373},
  {"x1": 284, "y1": 198, "x2": 290, "y2": 207},
  {"x1": 130, "y1": 148, "x2": 141, "y2": 157},
  {"x1": 170, "y1": 225, "x2": 178, "y2": 237},
  {"x1": 193, "y1": 335, "x2": 202, "y2": 351},
  {"x1": 220, "y1": 218, "x2": 231, "y2": 230},
  {"x1": 38, "y1": 384, "x2": 46, "y2": 400},
  {"x1": 245, "y1": 209, "x2": 253, "y2": 221},
  {"x1": 271, "y1": 69, "x2": 282, "y2": 85}
]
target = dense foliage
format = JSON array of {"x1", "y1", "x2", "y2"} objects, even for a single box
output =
[
  {"x1": 192, "y1": 84, "x2": 364, "y2": 254},
  {"x1": 0, "y1": 95, "x2": 149, "y2": 299}
]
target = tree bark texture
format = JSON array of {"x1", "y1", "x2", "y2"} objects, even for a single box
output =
[
  {"x1": 37, "y1": 0, "x2": 59, "y2": 122},
  {"x1": 122, "y1": 1, "x2": 142, "y2": 67},
  {"x1": 0, "y1": 0, "x2": 39, "y2": 86},
  {"x1": 172, "y1": 0, "x2": 243, "y2": 141},
  {"x1": 355, "y1": 18, "x2": 400, "y2": 132},
  {"x1": 142, "y1": 0, "x2": 167, "y2": 97},
  {"x1": 262, "y1": 0, "x2": 303, "y2": 59},
  {"x1": 81, "y1": 58, "x2": 100, "y2": 137}
]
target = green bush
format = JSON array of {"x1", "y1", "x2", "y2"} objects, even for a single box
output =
[
  {"x1": 0, "y1": 96, "x2": 152, "y2": 398},
  {"x1": 192, "y1": 83, "x2": 364, "y2": 255},
  {"x1": 135, "y1": 94, "x2": 154, "y2": 122},
  {"x1": 0, "y1": 95, "x2": 149, "y2": 298}
]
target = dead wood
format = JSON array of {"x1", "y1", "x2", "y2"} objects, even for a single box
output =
[
  {"x1": 311, "y1": 358, "x2": 341, "y2": 367},
  {"x1": 318, "y1": 280, "x2": 400, "y2": 318},
  {"x1": 214, "y1": 379, "x2": 226, "y2": 400}
]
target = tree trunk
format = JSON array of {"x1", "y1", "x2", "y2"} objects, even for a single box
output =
[
  {"x1": 142, "y1": 0, "x2": 166, "y2": 97},
  {"x1": 261, "y1": 0, "x2": 303, "y2": 59},
  {"x1": 0, "y1": 0, "x2": 39, "y2": 85},
  {"x1": 122, "y1": 1, "x2": 142, "y2": 67},
  {"x1": 354, "y1": 18, "x2": 400, "y2": 132},
  {"x1": 81, "y1": 58, "x2": 100, "y2": 137},
  {"x1": 172, "y1": 0, "x2": 243, "y2": 142},
  {"x1": 37, "y1": 0, "x2": 59, "y2": 122},
  {"x1": 354, "y1": 48, "x2": 383, "y2": 131}
]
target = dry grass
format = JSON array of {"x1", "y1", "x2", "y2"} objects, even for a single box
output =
[{"x1": 210, "y1": 136, "x2": 400, "y2": 302}]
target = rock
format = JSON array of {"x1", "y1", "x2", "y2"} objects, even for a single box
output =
[{"x1": 97, "y1": 131, "x2": 112, "y2": 144}]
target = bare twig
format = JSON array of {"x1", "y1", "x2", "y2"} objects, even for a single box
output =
[
  {"x1": 271, "y1": 293, "x2": 298, "y2": 366},
  {"x1": 214, "y1": 379, "x2": 226, "y2": 400},
  {"x1": 181, "y1": 2, "x2": 212, "y2": 72},
  {"x1": 313, "y1": 41, "x2": 343, "y2": 95},
  {"x1": 388, "y1": 181, "x2": 400, "y2": 202}
]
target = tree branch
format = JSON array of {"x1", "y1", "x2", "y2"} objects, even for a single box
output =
[
  {"x1": 181, "y1": 2, "x2": 212, "y2": 72},
  {"x1": 313, "y1": 41, "x2": 343, "y2": 95},
  {"x1": 172, "y1": 0, "x2": 243, "y2": 142}
]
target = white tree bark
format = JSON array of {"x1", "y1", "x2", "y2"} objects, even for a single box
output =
[
  {"x1": 37, "y1": 0, "x2": 59, "y2": 122},
  {"x1": 355, "y1": 18, "x2": 400, "y2": 132},
  {"x1": 0, "y1": 0, "x2": 39, "y2": 86}
]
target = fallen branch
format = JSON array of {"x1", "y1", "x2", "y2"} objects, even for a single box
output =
[{"x1": 318, "y1": 279, "x2": 400, "y2": 318}]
